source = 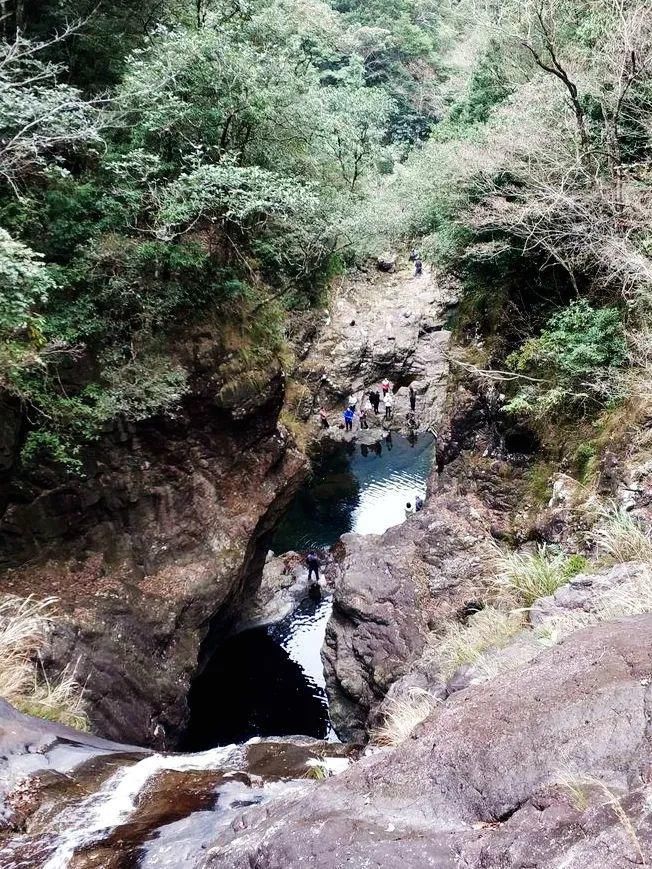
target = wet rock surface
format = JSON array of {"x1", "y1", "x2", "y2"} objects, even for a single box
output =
[
  {"x1": 0, "y1": 698, "x2": 355, "y2": 869},
  {"x1": 206, "y1": 615, "x2": 652, "y2": 868}
]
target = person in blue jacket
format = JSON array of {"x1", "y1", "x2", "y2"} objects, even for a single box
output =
[{"x1": 344, "y1": 407, "x2": 354, "y2": 432}]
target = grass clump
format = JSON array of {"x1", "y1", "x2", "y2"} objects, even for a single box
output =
[
  {"x1": 0, "y1": 595, "x2": 88, "y2": 731},
  {"x1": 371, "y1": 688, "x2": 439, "y2": 747},
  {"x1": 594, "y1": 508, "x2": 652, "y2": 564},
  {"x1": 431, "y1": 607, "x2": 524, "y2": 681},
  {"x1": 493, "y1": 545, "x2": 573, "y2": 607}
]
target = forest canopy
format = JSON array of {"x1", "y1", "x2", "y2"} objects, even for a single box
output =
[{"x1": 1, "y1": 0, "x2": 651, "y2": 469}]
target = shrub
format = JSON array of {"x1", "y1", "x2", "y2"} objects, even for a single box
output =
[
  {"x1": 574, "y1": 442, "x2": 597, "y2": 483},
  {"x1": 563, "y1": 554, "x2": 589, "y2": 579},
  {"x1": 21, "y1": 430, "x2": 82, "y2": 474},
  {"x1": 505, "y1": 301, "x2": 628, "y2": 420}
]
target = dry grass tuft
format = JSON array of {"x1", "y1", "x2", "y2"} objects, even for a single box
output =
[
  {"x1": 557, "y1": 771, "x2": 647, "y2": 866},
  {"x1": 0, "y1": 595, "x2": 88, "y2": 730},
  {"x1": 594, "y1": 507, "x2": 652, "y2": 564},
  {"x1": 429, "y1": 607, "x2": 525, "y2": 681},
  {"x1": 492, "y1": 545, "x2": 570, "y2": 607},
  {"x1": 371, "y1": 688, "x2": 439, "y2": 747}
]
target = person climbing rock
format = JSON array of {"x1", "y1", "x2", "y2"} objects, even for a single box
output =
[
  {"x1": 319, "y1": 407, "x2": 329, "y2": 428},
  {"x1": 414, "y1": 258, "x2": 423, "y2": 276},
  {"x1": 344, "y1": 406, "x2": 354, "y2": 432},
  {"x1": 405, "y1": 501, "x2": 415, "y2": 518},
  {"x1": 381, "y1": 378, "x2": 391, "y2": 396},
  {"x1": 306, "y1": 552, "x2": 321, "y2": 582},
  {"x1": 409, "y1": 385, "x2": 416, "y2": 412},
  {"x1": 384, "y1": 391, "x2": 393, "y2": 420}
]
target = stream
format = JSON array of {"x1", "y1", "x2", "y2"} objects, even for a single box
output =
[
  {"x1": 0, "y1": 433, "x2": 435, "y2": 868},
  {"x1": 183, "y1": 432, "x2": 435, "y2": 749}
]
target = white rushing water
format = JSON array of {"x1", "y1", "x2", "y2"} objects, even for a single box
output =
[{"x1": 41, "y1": 744, "x2": 240, "y2": 869}]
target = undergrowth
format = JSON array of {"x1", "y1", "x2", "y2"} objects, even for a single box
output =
[{"x1": 0, "y1": 596, "x2": 88, "y2": 730}]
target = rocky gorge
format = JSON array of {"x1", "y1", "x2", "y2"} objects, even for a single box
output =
[{"x1": 2, "y1": 258, "x2": 652, "y2": 867}]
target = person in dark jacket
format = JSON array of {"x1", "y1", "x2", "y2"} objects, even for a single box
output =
[{"x1": 306, "y1": 552, "x2": 321, "y2": 582}]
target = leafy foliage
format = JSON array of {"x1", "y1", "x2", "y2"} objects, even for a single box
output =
[
  {"x1": 0, "y1": 0, "x2": 444, "y2": 473},
  {"x1": 505, "y1": 301, "x2": 628, "y2": 419}
]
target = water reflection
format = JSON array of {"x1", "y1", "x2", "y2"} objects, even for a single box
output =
[
  {"x1": 272, "y1": 433, "x2": 434, "y2": 552},
  {"x1": 181, "y1": 595, "x2": 332, "y2": 750}
]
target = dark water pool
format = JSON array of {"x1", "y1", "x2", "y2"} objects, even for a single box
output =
[
  {"x1": 183, "y1": 432, "x2": 435, "y2": 748},
  {"x1": 182, "y1": 595, "x2": 332, "y2": 750},
  {"x1": 272, "y1": 432, "x2": 434, "y2": 553}
]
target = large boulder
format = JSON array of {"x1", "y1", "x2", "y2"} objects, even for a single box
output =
[
  {"x1": 206, "y1": 615, "x2": 652, "y2": 868},
  {"x1": 298, "y1": 267, "x2": 451, "y2": 428},
  {"x1": 323, "y1": 490, "x2": 495, "y2": 740}
]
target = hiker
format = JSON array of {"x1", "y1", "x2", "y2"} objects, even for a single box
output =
[
  {"x1": 415, "y1": 495, "x2": 424, "y2": 512},
  {"x1": 344, "y1": 406, "x2": 354, "y2": 432},
  {"x1": 360, "y1": 407, "x2": 369, "y2": 429},
  {"x1": 306, "y1": 552, "x2": 321, "y2": 582},
  {"x1": 384, "y1": 391, "x2": 393, "y2": 420},
  {"x1": 405, "y1": 501, "x2": 415, "y2": 518},
  {"x1": 319, "y1": 407, "x2": 329, "y2": 429},
  {"x1": 381, "y1": 377, "x2": 391, "y2": 396},
  {"x1": 414, "y1": 258, "x2": 423, "y2": 277},
  {"x1": 409, "y1": 385, "x2": 416, "y2": 412},
  {"x1": 369, "y1": 390, "x2": 381, "y2": 414},
  {"x1": 409, "y1": 248, "x2": 419, "y2": 262}
]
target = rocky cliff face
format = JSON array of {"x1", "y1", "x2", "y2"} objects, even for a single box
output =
[
  {"x1": 323, "y1": 491, "x2": 495, "y2": 741},
  {"x1": 0, "y1": 334, "x2": 307, "y2": 747}
]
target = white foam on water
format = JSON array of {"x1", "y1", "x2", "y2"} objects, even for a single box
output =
[{"x1": 42, "y1": 744, "x2": 238, "y2": 869}]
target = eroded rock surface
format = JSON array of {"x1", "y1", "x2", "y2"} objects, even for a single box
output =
[
  {"x1": 323, "y1": 491, "x2": 495, "y2": 741},
  {"x1": 206, "y1": 615, "x2": 652, "y2": 868},
  {"x1": 0, "y1": 343, "x2": 307, "y2": 747},
  {"x1": 300, "y1": 263, "x2": 452, "y2": 433}
]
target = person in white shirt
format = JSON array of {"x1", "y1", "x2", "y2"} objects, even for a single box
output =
[{"x1": 384, "y1": 391, "x2": 393, "y2": 419}]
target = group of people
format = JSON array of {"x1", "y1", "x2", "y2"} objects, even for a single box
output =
[
  {"x1": 331, "y1": 377, "x2": 418, "y2": 431},
  {"x1": 318, "y1": 375, "x2": 421, "y2": 435},
  {"x1": 405, "y1": 495, "x2": 424, "y2": 517}
]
